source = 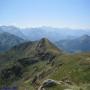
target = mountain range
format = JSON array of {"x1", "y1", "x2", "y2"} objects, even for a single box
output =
[
  {"x1": 0, "y1": 26, "x2": 90, "y2": 53},
  {"x1": 56, "y1": 35, "x2": 90, "y2": 53},
  {"x1": 0, "y1": 26, "x2": 27, "y2": 40},
  {"x1": 21, "y1": 26, "x2": 90, "y2": 41},
  {"x1": 0, "y1": 38, "x2": 90, "y2": 90},
  {"x1": 0, "y1": 31, "x2": 25, "y2": 52},
  {"x1": 0, "y1": 25, "x2": 90, "y2": 90},
  {"x1": 1, "y1": 26, "x2": 90, "y2": 41}
]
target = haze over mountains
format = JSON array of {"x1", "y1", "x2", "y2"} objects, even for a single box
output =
[
  {"x1": 0, "y1": 26, "x2": 90, "y2": 52},
  {"x1": 56, "y1": 35, "x2": 90, "y2": 53},
  {"x1": 0, "y1": 26, "x2": 26, "y2": 39},
  {"x1": 21, "y1": 26, "x2": 90, "y2": 41},
  {"x1": 0, "y1": 32, "x2": 25, "y2": 52},
  {"x1": 0, "y1": 27, "x2": 26, "y2": 52},
  {"x1": 1, "y1": 26, "x2": 90, "y2": 41}
]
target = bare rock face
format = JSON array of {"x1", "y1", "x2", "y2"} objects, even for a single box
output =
[{"x1": 42, "y1": 79, "x2": 57, "y2": 87}]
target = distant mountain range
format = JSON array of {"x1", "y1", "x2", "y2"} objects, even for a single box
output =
[
  {"x1": 0, "y1": 25, "x2": 90, "y2": 52},
  {"x1": 0, "y1": 26, "x2": 27, "y2": 40},
  {"x1": 56, "y1": 35, "x2": 90, "y2": 53},
  {"x1": 21, "y1": 26, "x2": 90, "y2": 41},
  {"x1": 0, "y1": 31, "x2": 25, "y2": 52},
  {"x1": 1, "y1": 26, "x2": 90, "y2": 41}
]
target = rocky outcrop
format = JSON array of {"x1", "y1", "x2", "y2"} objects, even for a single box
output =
[
  {"x1": 38, "y1": 78, "x2": 73, "y2": 90},
  {"x1": 38, "y1": 79, "x2": 62, "y2": 90}
]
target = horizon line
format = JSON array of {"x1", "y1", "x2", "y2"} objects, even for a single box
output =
[{"x1": 0, "y1": 25, "x2": 90, "y2": 30}]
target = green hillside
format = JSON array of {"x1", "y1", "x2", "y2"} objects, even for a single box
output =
[{"x1": 0, "y1": 38, "x2": 90, "y2": 90}]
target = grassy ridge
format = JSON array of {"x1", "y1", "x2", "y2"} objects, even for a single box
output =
[{"x1": 0, "y1": 38, "x2": 90, "y2": 90}]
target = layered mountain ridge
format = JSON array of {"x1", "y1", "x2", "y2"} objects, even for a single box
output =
[
  {"x1": 0, "y1": 32, "x2": 25, "y2": 52},
  {"x1": 0, "y1": 26, "x2": 90, "y2": 90},
  {"x1": 56, "y1": 35, "x2": 90, "y2": 53}
]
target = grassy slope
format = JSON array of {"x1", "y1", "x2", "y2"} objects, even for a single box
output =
[
  {"x1": 18, "y1": 53, "x2": 90, "y2": 90},
  {"x1": 0, "y1": 53, "x2": 90, "y2": 90}
]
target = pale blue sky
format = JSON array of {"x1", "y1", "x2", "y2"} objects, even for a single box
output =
[{"x1": 0, "y1": 0, "x2": 90, "y2": 29}]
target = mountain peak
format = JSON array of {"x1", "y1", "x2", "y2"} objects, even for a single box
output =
[
  {"x1": 39, "y1": 38, "x2": 50, "y2": 44},
  {"x1": 36, "y1": 38, "x2": 61, "y2": 56},
  {"x1": 38, "y1": 38, "x2": 55, "y2": 49},
  {"x1": 41, "y1": 37, "x2": 48, "y2": 41}
]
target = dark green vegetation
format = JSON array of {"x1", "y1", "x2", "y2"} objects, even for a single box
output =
[{"x1": 0, "y1": 38, "x2": 90, "y2": 90}]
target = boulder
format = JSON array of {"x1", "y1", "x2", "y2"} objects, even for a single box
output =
[{"x1": 38, "y1": 79, "x2": 61, "y2": 90}]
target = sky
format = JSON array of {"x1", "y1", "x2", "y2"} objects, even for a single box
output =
[{"x1": 0, "y1": 0, "x2": 90, "y2": 29}]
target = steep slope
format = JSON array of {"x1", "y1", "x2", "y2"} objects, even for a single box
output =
[
  {"x1": 36, "y1": 38, "x2": 61, "y2": 56},
  {"x1": 0, "y1": 38, "x2": 61, "y2": 87},
  {"x1": 5, "y1": 38, "x2": 61, "y2": 60},
  {"x1": 0, "y1": 32, "x2": 25, "y2": 52},
  {"x1": 56, "y1": 35, "x2": 90, "y2": 53}
]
